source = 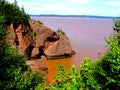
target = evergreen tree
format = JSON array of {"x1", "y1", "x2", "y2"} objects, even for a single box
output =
[{"x1": 0, "y1": 0, "x2": 30, "y2": 29}]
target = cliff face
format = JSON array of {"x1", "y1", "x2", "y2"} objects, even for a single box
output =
[
  {"x1": 16, "y1": 24, "x2": 33, "y2": 53},
  {"x1": 7, "y1": 23, "x2": 34, "y2": 60},
  {"x1": 7, "y1": 20, "x2": 74, "y2": 60}
]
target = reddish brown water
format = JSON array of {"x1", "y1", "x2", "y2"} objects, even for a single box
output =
[{"x1": 31, "y1": 16, "x2": 114, "y2": 83}]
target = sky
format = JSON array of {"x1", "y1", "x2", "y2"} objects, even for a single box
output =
[{"x1": 7, "y1": 0, "x2": 120, "y2": 16}]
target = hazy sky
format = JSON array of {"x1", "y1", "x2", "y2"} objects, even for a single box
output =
[{"x1": 7, "y1": 0, "x2": 120, "y2": 16}]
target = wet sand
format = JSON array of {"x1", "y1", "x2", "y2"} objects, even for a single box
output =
[{"x1": 31, "y1": 16, "x2": 114, "y2": 83}]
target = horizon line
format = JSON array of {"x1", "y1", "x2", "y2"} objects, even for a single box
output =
[{"x1": 30, "y1": 14, "x2": 120, "y2": 18}]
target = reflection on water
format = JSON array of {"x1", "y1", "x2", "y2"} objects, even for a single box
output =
[{"x1": 31, "y1": 16, "x2": 114, "y2": 83}]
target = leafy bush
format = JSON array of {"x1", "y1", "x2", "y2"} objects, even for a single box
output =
[
  {"x1": 93, "y1": 20, "x2": 120, "y2": 89},
  {"x1": 80, "y1": 58, "x2": 101, "y2": 90},
  {"x1": 94, "y1": 40, "x2": 120, "y2": 89},
  {"x1": 114, "y1": 19, "x2": 120, "y2": 32},
  {"x1": 56, "y1": 28, "x2": 66, "y2": 36}
]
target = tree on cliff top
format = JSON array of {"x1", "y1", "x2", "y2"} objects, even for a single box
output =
[{"x1": 0, "y1": 0, "x2": 30, "y2": 29}]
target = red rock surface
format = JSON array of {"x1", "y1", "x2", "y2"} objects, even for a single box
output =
[{"x1": 44, "y1": 35, "x2": 73, "y2": 57}]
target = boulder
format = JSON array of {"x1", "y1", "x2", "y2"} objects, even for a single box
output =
[{"x1": 44, "y1": 35, "x2": 73, "y2": 59}]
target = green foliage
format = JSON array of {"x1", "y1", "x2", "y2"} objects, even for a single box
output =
[
  {"x1": 0, "y1": 0, "x2": 30, "y2": 29},
  {"x1": 31, "y1": 31, "x2": 36, "y2": 37},
  {"x1": 80, "y1": 58, "x2": 101, "y2": 90},
  {"x1": 94, "y1": 39, "x2": 120, "y2": 89},
  {"x1": 0, "y1": 16, "x2": 5, "y2": 39},
  {"x1": 0, "y1": 10, "x2": 43, "y2": 90},
  {"x1": 56, "y1": 28, "x2": 66, "y2": 36},
  {"x1": 87, "y1": 18, "x2": 120, "y2": 89},
  {"x1": 114, "y1": 19, "x2": 120, "y2": 32},
  {"x1": 2, "y1": 67, "x2": 43, "y2": 90},
  {"x1": 0, "y1": 15, "x2": 9, "y2": 62},
  {"x1": 113, "y1": 19, "x2": 120, "y2": 46},
  {"x1": 114, "y1": 33, "x2": 120, "y2": 46}
]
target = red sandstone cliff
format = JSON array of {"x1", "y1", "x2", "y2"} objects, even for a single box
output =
[{"x1": 7, "y1": 19, "x2": 74, "y2": 60}]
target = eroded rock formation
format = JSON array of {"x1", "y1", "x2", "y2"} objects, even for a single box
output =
[
  {"x1": 44, "y1": 35, "x2": 73, "y2": 59},
  {"x1": 7, "y1": 20, "x2": 74, "y2": 60},
  {"x1": 7, "y1": 23, "x2": 33, "y2": 59}
]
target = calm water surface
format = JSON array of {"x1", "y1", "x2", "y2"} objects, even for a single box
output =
[{"x1": 31, "y1": 16, "x2": 114, "y2": 83}]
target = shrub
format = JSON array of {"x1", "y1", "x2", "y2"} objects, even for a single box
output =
[
  {"x1": 94, "y1": 39, "x2": 120, "y2": 89},
  {"x1": 114, "y1": 19, "x2": 120, "y2": 33},
  {"x1": 56, "y1": 28, "x2": 66, "y2": 36}
]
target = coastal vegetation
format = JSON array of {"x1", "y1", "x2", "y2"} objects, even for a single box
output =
[
  {"x1": 56, "y1": 28, "x2": 66, "y2": 36},
  {"x1": 0, "y1": 0, "x2": 30, "y2": 30},
  {"x1": 0, "y1": 1, "x2": 44, "y2": 89},
  {"x1": 0, "y1": 0, "x2": 120, "y2": 90}
]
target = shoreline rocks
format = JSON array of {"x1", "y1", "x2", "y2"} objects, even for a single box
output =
[
  {"x1": 30, "y1": 20, "x2": 75, "y2": 60},
  {"x1": 7, "y1": 19, "x2": 75, "y2": 60},
  {"x1": 44, "y1": 35, "x2": 74, "y2": 59}
]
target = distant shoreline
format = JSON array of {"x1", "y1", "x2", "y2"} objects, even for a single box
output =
[{"x1": 30, "y1": 15, "x2": 120, "y2": 19}]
